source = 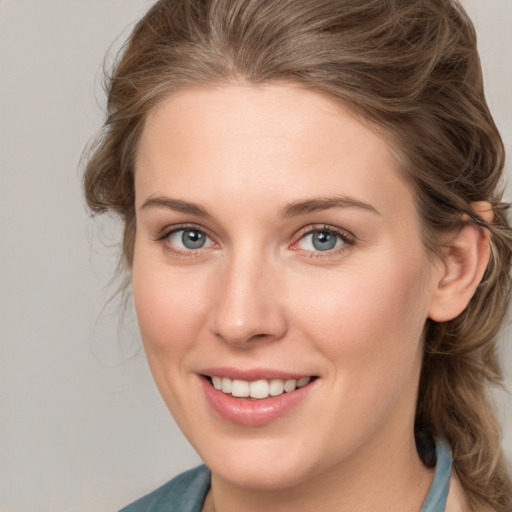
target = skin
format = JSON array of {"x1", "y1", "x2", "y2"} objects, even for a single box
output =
[{"x1": 131, "y1": 84, "x2": 486, "y2": 511}]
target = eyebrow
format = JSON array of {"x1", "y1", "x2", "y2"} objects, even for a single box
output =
[
  {"x1": 140, "y1": 196, "x2": 212, "y2": 217},
  {"x1": 140, "y1": 195, "x2": 379, "y2": 218},
  {"x1": 279, "y1": 197, "x2": 380, "y2": 218}
]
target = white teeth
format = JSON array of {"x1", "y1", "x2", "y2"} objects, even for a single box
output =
[
  {"x1": 221, "y1": 377, "x2": 232, "y2": 394},
  {"x1": 249, "y1": 379, "x2": 270, "y2": 399},
  {"x1": 269, "y1": 379, "x2": 285, "y2": 396},
  {"x1": 297, "y1": 377, "x2": 311, "y2": 388},
  {"x1": 210, "y1": 376, "x2": 313, "y2": 399},
  {"x1": 283, "y1": 379, "x2": 297, "y2": 392},
  {"x1": 231, "y1": 379, "x2": 249, "y2": 397}
]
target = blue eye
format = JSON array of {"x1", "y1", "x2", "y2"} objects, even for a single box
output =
[
  {"x1": 168, "y1": 228, "x2": 212, "y2": 250},
  {"x1": 296, "y1": 229, "x2": 347, "y2": 252}
]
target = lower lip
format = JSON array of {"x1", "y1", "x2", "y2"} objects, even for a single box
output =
[{"x1": 200, "y1": 377, "x2": 316, "y2": 426}]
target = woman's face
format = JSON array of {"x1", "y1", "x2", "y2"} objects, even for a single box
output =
[{"x1": 132, "y1": 84, "x2": 443, "y2": 489}]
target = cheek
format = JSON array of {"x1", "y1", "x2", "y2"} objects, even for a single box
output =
[
  {"x1": 131, "y1": 251, "x2": 211, "y2": 362},
  {"x1": 131, "y1": 249, "x2": 215, "y2": 423},
  {"x1": 290, "y1": 255, "x2": 431, "y2": 444},
  {"x1": 292, "y1": 251, "x2": 431, "y2": 372}
]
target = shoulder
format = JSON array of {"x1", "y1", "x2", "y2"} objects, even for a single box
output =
[{"x1": 119, "y1": 465, "x2": 211, "y2": 512}]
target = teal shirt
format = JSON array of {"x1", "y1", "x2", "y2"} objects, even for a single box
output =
[{"x1": 120, "y1": 439, "x2": 452, "y2": 512}]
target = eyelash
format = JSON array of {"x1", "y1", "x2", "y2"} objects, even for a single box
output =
[
  {"x1": 290, "y1": 224, "x2": 355, "y2": 259},
  {"x1": 156, "y1": 224, "x2": 217, "y2": 258},
  {"x1": 156, "y1": 223, "x2": 355, "y2": 258}
]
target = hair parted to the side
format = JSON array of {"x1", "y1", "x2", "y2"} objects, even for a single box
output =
[{"x1": 83, "y1": 0, "x2": 512, "y2": 509}]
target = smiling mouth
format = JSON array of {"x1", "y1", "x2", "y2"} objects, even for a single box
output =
[{"x1": 206, "y1": 376, "x2": 317, "y2": 399}]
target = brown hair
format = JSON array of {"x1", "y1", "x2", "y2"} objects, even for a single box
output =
[{"x1": 83, "y1": 1, "x2": 512, "y2": 509}]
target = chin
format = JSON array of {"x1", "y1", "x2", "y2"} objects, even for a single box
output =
[
  {"x1": 198, "y1": 433, "x2": 334, "y2": 491},
  {"x1": 211, "y1": 458, "x2": 314, "y2": 491}
]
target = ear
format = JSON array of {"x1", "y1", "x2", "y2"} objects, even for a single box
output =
[{"x1": 428, "y1": 202, "x2": 493, "y2": 322}]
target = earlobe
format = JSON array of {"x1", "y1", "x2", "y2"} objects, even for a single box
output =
[{"x1": 428, "y1": 202, "x2": 493, "y2": 322}]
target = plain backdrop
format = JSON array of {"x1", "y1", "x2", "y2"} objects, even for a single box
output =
[{"x1": 0, "y1": 1, "x2": 511, "y2": 511}]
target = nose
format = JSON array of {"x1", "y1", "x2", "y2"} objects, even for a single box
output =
[{"x1": 208, "y1": 251, "x2": 288, "y2": 348}]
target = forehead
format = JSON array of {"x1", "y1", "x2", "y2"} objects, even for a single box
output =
[{"x1": 135, "y1": 84, "x2": 416, "y2": 221}]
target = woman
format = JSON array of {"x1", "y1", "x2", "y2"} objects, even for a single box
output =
[{"x1": 83, "y1": 0, "x2": 512, "y2": 510}]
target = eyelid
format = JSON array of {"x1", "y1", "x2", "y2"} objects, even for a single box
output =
[
  {"x1": 156, "y1": 223, "x2": 218, "y2": 255},
  {"x1": 156, "y1": 222, "x2": 208, "y2": 240}
]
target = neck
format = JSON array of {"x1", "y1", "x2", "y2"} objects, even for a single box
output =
[{"x1": 206, "y1": 428, "x2": 434, "y2": 512}]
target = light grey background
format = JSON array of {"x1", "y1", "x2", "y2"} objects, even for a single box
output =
[{"x1": 0, "y1": 1, "x2": 510, "y2": 511}]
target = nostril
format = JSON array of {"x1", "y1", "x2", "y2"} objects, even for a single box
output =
[{"x1": 249, "y1": 333, "x2": 269, "y2": 341}]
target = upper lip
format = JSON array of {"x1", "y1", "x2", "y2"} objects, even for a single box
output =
[{"x1": 199, "y1": 367, "x2": 316, "y2": 381}]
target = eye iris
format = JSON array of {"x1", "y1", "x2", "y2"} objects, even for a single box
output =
[
  {"x1": 182, "y1": 229, "x2": 205, "y2": 249},
  {"x1": 312, "y1": 231, "x2": 338, "y2": 251}
]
